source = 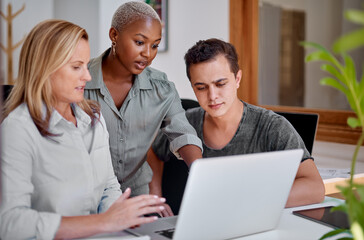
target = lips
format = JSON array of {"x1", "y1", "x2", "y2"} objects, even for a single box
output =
[
  {"x1": 75, "y1": 86, "x2": 85, "y2": 91},
  {"x1": 209, "y1": 103, "x2": 223, "y2": 109},
  {"x1": 135, "y1": 60, "x2": 148, "y2": 70}
]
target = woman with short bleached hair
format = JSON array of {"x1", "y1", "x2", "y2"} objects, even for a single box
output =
[
  {"x1": 84, "y1": 2, "x2": 203, "y2": 214},
  {"x1": 0, "y1": 19, "x2": 165, "y2": 239}
]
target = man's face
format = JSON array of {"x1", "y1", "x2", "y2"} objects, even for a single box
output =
[{"x1": 189, "y1": 54, "x2": 241, "y2": 118}]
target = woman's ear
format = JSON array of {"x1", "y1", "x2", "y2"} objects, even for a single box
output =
[
  {"x1": 109, "y1": 27, "x2": 118, "y2": 42},
  {"x1": 236, "y1": 70, "x2": 242, "y2": 89}
]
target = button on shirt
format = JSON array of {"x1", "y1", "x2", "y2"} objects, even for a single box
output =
[
  {"x1": 84, "y1": 49, "x2": 202, "y2": 194},
  {"x1": 0, "y1": 103, "x2": 121, "y2": 240}
]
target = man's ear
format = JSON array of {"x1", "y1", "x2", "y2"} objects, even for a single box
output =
[
  {"x1": 109, "y1": 27, "x2": 118, "y2": 42},
  {"x1": 236, "y1": 69, "x2": 242, "y2": 89}
]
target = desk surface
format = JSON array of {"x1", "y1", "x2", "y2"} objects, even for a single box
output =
[
  {"x1": 234, "y1": 197, "x2": 345, "y2": 240},
  {"x1": 87, "y1": 197, "x2": 346, "y2": 240}
]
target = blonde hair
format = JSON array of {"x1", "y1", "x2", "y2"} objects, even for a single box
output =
[
  {"x1": 111, "y1": 1, "x2": 161, "y2": 32},
  {"x1": 4, "y1": 19, "x2": 99, "y2": 137}
]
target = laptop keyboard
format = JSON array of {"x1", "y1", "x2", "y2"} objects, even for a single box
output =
[{"x1": 156, "y1": 228, "x2": 175, "y2": 239}]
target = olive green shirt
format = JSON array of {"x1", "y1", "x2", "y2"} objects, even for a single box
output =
[{"x1": 84, "y1": 49, "x2": 202, "y2": 195}]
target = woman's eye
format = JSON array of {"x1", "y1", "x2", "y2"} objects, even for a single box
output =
[
  {"x1": 152, "y1": 44, "x2": 159, "y2": 49},
  {"x1": 135, "y1": 40, "x2": 144, "y2": 46},
  {"x1": 73, "y1": 66, "x2": 81, "y2": 70}
]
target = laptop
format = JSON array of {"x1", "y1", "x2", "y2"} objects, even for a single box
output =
[{"x1": 126, "y1": 149, "x2": 303, "y2": 240}]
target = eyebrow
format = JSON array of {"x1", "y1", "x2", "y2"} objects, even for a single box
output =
[
  {"x1": 135, "y1": 33, "x2": 162, "y2": 42},
  {"x1": 193, "y1": 78, "x2": 228, "y2": 86}
]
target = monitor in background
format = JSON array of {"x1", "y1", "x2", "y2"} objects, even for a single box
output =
[{"x1": 275, "y1": 111, "x2": 319, "y2": 154}]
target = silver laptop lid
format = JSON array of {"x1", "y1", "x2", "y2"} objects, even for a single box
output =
[{"x1": 173, "y1": 149, "x2": 303, "y2": 240}]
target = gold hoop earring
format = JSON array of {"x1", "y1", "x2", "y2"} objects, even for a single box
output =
[{"x1": 112, "y1": 41, "x2": 116, "y2": 56}]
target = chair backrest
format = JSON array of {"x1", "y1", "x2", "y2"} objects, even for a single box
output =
[{"x1": 2, "y1": 84, "x2": 13, "y2": 102}]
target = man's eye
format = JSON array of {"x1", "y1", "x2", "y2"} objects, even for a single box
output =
[{"x1": 217, "y1": 83, "x2": 226, "y2": 87}]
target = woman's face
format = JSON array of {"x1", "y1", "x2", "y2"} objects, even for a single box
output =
[
  {"x1": 50, "y1": 39, "x2": 91, "y2": 110},
  {"x1": 112, "y1": 17, "x2": 162, "y2": 75}
]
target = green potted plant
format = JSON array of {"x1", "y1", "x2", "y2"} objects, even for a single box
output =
[{"x1": 301, "y1": 7, "x2": 364, "y2": 240}]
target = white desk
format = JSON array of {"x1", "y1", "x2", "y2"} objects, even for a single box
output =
[
  {"x1": 234, "y1": 197, "x2": 346, "y2": 240},
  {"x1": 88, "y1": 197, "x2": 347, "y2": 240}
]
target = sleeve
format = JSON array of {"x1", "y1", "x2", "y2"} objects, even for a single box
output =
[
  {"x1": 0, "y1": 117, "x2": 61, "y2": 240},
  {"x1": 266, "y1": 115, "x2": 312, "y2": 161},
  {"x1": 159, "y1": 82, "x2": 202, "y2": 159},
  {"x1": 97, "y1": 115, "x2": 122, "y2": 213},
  {"x1": 152, "y1": 130, "x2": 174, "y2": 162}
]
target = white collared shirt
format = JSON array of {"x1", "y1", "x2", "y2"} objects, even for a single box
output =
[{"x1": 0, "y1": 103, "x2": 121, "y2": 240}]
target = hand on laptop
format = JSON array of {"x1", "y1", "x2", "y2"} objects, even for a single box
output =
[
  {"x1": 99, "y1": 188, "x2": 166, "y2": 232},
  {"x1": 159, "y1": 203, "x2": 174, "y2": 217}
]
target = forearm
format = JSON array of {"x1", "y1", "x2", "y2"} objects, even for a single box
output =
[
  {"x1": 55, "y1": 214, "x2": 106, "y2": 239},
  {"x1": 286, "y1": 177, "x2": 325, "y2": 207},
  {"x1": 178, "y1": 144, "x2": 203, "y2": 167},
  {"x1": 147, "y1": 147, "x2": 165, "y2": 196},
  {"x1": 285, "y1": 160, "x2": 325, "y2": 208}
]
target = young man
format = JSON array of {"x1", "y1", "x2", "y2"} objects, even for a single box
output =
[{"x1": 149, "y1": 38, "x2": 325, "y2": 216}]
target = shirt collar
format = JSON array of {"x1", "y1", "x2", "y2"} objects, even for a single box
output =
[{"x1": 49, "y1": 103, "x2": 91, "y2": 128}]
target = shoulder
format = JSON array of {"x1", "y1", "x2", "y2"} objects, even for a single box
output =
[
  {"x1": 186, "y1": 107, "x2": 204, "y2": 118},
  {"x1": 185, "y1": 107, "x2": 204, "y2": 128},
  {"x1": 244, "y1": 102, "x2": 284, "y2": 123},
  {"x1": 3, "y1": 103, "x2": 32, "y2": 125},
  {"x1": 1, "y1": 103, "x2": 38, "y2": 140},
  {"x1": 142, "y1": 67, "x2": 173, "y2": 88}
]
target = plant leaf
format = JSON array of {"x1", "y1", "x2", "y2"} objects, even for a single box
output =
[
  {"x1": 320, "y1": 77, "x2": 349, "y2": 95},
  {"x1": 345, "y1": 9, "x2": 364, "y2": 25},
  {"x1": 333, "y1": 28, "x2": 364, "y2": 53},
  {"x1": 305, "y1": 50, "x2": 334, "y2": 63},
  {"x1": 351, "y1": 222, "x2": 364, "y2": 240},
  {"x1": 343, "y1": 54, "x2": 357, "y2": 85},
  {"x1": 348, "y1": 117, "x2": 361, "y2": 128},
  {"x1": 332, "y1": 204, "x2": 348, "y2": 213},
  {"x1": 321, "y1": 64, "x2": 346, "y2": 85},
  {"x1": 300, "y1": 41, "x2": 329, "y2": 53},
  {"x1": 320, "y1": 228, "x2": 351, "y2": 240}
]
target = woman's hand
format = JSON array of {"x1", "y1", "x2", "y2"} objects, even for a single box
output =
[{"x1": 99, "y1": 188, "x2": 166, "y2": 232}]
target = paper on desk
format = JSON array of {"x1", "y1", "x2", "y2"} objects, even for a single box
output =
[{"x1": 318, "y1": 168, "x2": 351, "y2": 179}]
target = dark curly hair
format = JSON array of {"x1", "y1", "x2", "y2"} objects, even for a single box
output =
[{"x1": 184, "y1": 38, "x2": 240, "y2": 80}]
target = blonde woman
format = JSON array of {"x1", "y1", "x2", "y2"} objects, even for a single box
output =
[{"x1": 0, "y1": 19, "x2": 164, "y2": 239}]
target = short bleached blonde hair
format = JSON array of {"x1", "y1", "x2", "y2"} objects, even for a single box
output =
[{"x1": 111, "y1": 1, "x2": 161, "y2": 32}]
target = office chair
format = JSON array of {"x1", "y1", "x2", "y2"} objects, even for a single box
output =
[{"x1": 2, "y1": 84, "x2": 13, "y2": 102}]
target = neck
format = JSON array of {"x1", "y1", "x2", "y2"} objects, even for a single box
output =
[
  {"x1": 54, "y1": 103, "x2": 77, "y2": 126},
  {"x1": 102, "y1": 50, "x2": 133, "y2": 83}
]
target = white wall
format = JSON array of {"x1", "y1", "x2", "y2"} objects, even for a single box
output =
[
  {"x1": 1, "y1": 0, "x2": 228, "y2": 99},
  {"x1": 1, "y1": 0, "x2": 53, "y2": 84},
  {"x1": 150, "y1": 0, "x2": 229, "y2": 100}
]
